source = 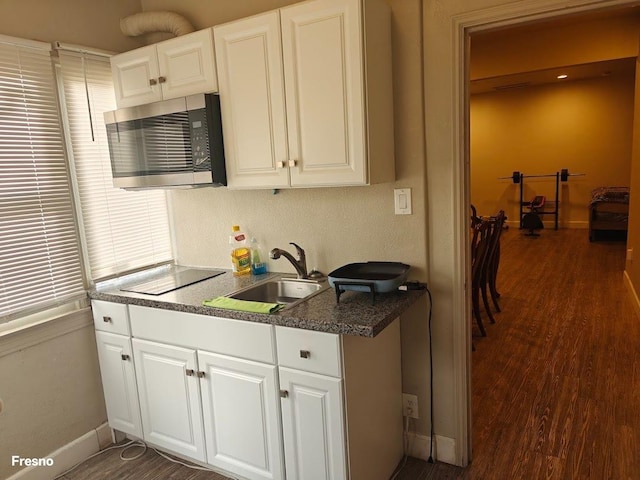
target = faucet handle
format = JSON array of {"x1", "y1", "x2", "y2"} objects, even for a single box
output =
[{"x1": 289, "y1": 242, "x2": 305, "y2": 260}]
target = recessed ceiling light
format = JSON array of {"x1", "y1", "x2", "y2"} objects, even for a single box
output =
[{"x1": 557, "y1": 74, "x2": 568, "y2": 79}]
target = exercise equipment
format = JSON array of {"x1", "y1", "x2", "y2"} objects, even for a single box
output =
[
  {"x1": 497, "y1": 169, "x2": 585, "y2": 233},
  {"x1": 497, "y1": 168, "x2": 585, "y2": 185},
  {"x1": 522, "y1": 196, "x2": 545, "y2": 236}
]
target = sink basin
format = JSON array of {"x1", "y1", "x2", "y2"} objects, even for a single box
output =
[{"x1": 228, "y1": 278, "x2": 328, "y2": 308}]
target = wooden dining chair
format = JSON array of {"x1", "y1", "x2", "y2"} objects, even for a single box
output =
[
  {"x1": 486, "y1": 210, "x2": 505, "y2": 313},
  {"x1": 471, "y1": 219, "x2": 491, "y2": 336}
]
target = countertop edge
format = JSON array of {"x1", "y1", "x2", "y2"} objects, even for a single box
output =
[{"x1": 89, "y1": 283, "x2": 426, "y2": 338}]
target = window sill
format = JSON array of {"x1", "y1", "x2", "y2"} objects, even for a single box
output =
[{"x1": 0, "y1": 301, "x2": 93, "y2": 358}]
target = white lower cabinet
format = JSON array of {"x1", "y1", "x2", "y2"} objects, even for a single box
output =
[
  {"x1": 93, "y1": 301, "x2": 403, "y2": 480},
  {"x1": 132, "y1": 339, "x2": 206, "y2": 462},
  {"x1": 94, "y1": 331, "x2": 143, "y2": 438},
  {"x1": 276, "y1": 322, "x2": 404, "y2": 480},
  {"x1": 279, "y1": 367, "x2": 346, "y2": 480},
  {"x1": 199, "y1": 351, "x2": 283, "y2": 480},
  {"x1": 127, "y1": 305, "x2": 284, "y2": 480}
]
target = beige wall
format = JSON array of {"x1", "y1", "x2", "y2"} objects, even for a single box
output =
[
  {"x1": 0, "y1": 0, "x2": 143, "y2": 52},
  {"x1": 424, "y1": 0, "x2": 640, "y2": 464},
  {"x1": 471, "y1": 74, "x2": 635, "y2": 226},
  {"x1": 0, "y1": 320, "x2": 107, "y2": 479},
  {"x1": 471, "y1": 12, "x2": 640, "y2": 80},
  {"x1": 0, "y1": 1, "x2": 141, "y2": 476},
  {"x1": 140, "y1": 0, "x2": 432, "y2": 437},
  {"x1": 626, "y1": 56, "x2": 640, "y2": 296},
  {"x1": 4, "y1": 0, "x2": 637, "y2": 469}
]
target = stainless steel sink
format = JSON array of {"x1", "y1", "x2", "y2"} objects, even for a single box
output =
[{"x1": 228, "y1": 277, "x2": 328, "y2": 309}]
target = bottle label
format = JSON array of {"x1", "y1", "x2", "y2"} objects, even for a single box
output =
[
  {"x1": 251, "y1": 262, "x2": 267, "y2": 275},
  {"x1": 234, "y1": 233, "x2": 246, "y2": 242},
  {"x1": 238, "y1": 253, "x2": 250, "y2": 269},
  {"x1": 231, "y1": 248, "x2": 251, "y2": 274}
]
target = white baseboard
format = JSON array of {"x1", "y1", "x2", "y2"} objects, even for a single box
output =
[
  {"x1": 623, "y1": 270, "x2": 640, "y2": 320},
  {"x1": 7, "y1": 423, "x2": 111, "y2": 480},
  {"x1": 404, "y1": 432, "x2": 456, "y2": 465}
]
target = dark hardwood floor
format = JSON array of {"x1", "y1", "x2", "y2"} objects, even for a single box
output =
[
  {"x1": 60, "y1": 229, "x2": 638, "y2": 479},
  {"x1": 396, "y1": 228, "x2": 639, "y2": 479},
  {"x1": 57, "y1": 444, "x2": 231, "y2": 479}
]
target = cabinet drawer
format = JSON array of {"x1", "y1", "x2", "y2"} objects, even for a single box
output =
[
  {"x1": 276, "y1": 326, "x2": 342, "y2": 377},
  {"x1": 129, "y1": 305, "x2": 276, "y2": 364},
  {"x1": 92, "y1": 300, "x2": 130, "y2": 335}
]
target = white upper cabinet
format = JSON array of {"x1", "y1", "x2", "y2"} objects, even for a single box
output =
[
  {"x1": 281, "y1": 0, "x2": 365, "y2": 187},
  {"x1": 156, "y1": 30, "x2": 217, "y2": 99},
  {"x1": 111, "y1": 29, "x2": 218, "y2": 108},
  {"x1": 214, "y1": 12, "x2": 289, "y2": 189},
  {"x1": 215, "y1": 0, "x2": 394, "y2": 189}
]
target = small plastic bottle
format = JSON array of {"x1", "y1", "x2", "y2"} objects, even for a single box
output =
[
  {"x1": 229, "y1": 225, "x2": 251, "y2": 276},
  {"x1": 250, "y1": 238, "x2": 268, "y2": 276}
]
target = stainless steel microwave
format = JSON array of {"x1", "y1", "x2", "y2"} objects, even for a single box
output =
[{"x1": 104, "y1": 93, "x2": 226, "y2": 189}]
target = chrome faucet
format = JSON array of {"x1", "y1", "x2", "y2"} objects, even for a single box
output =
[{"x1": 270, "y1": 242, "x2": 308, "y2": 279}]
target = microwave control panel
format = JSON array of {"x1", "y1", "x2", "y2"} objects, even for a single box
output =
[{"x1": 189, "y1": 108, "x2": 211, "y2": 170}]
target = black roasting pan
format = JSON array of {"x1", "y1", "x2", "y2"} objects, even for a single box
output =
[{"x1": 327, "y1": 262, "x2": 410, "y2": 294}]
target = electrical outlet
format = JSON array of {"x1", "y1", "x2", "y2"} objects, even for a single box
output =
[
  {"x1": 402, "y1": 393, "x2": 419, "y2": 419},
  {"x1": 627, "y1": 248, "x2": 634, "y2": 262}
]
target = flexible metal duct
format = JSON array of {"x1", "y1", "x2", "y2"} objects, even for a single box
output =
[{"x1": 120, "y1": 11, "x2": 195, "y2": 37}]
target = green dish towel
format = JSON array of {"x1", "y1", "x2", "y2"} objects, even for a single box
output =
[{"x1": 202, "y1": 296, "x2": 284, "y2": 314}]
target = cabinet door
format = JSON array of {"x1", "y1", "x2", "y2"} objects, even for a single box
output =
[
  {"x1": 279, "y1": 367, "x2": 347, "y2": 480},
  {"x1": 132, "y1": 339, "x2": 205, "y2": 462},
  {"x1": 281, "y1": 0, "x2": 367, "y2": 187},
  {"x1": 95, "y1": 331, "x2": 143, "y2": 438},
  {"x1": 111, "y1": 45, "x2": 162, "y2": 108},
  {"x1": 157, "y1": 29, "x2": 218, "y2": 100},
  {"x1": 199, "y1": 351, "x2": 284, "y2": 480},
  {"x1": 214, "y1": 12, "x2": 289, "y2": 189}
]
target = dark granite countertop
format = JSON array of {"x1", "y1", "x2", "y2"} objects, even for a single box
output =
[{"x1": 89, "y1": 266, "x2": 426, "y2": 337}]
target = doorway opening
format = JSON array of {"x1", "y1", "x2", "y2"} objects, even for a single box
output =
[{"x1": 462, "y1": 2, "x2": 639, "y2": 472}]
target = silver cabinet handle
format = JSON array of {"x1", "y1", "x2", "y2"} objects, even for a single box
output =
[
  {"x1": 300, "y1": 350, "x2": 311, "y2": 359},
  {"x1": 103, "y1": 316, "x2": 112, "y2": 323},
  {"x1": 121, "y1": 354, "x2": 130, "y2": 361},
  {"x1": 149, "y1": 78, "x2": 158, "y2": 86},
  {"x1": 276, "y1": 161, "x2": 285, "y2": 169},
  {"x1": 185, "y1": 369, "x2": 195, "y2": 376},
  {"x1": 288, "y1": 159, "x2": 297, "y2": 167},
  {"x1": 158, "y1": 76, "x2": 166, "y2": 84},
  {"x1": 197, "y1": 371, "x2": 205, "y2": 378},
  {"x1": 280, "y1": 390, "x2": 289, "y2": 398}
]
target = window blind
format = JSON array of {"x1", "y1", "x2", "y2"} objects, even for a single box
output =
[
  {"x1": 57, "y1": 50, "x2": 173, "y2": 281},
  {"x1": 0, "y1": 39, "x2": 85, "y2": 322}
]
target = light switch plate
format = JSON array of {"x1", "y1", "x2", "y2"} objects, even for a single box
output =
[{"x1": 394, "y1": 188, "x2": 412, "y2": 215}]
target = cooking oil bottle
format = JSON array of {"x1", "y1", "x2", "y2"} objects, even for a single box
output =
[{"x1": 229, "y1": 225, "x2": 251, "y2": 276}]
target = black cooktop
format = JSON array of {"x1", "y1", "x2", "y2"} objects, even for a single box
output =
[{"x1": 120, "y1": 268, "x2": 225, "y2": 296}]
